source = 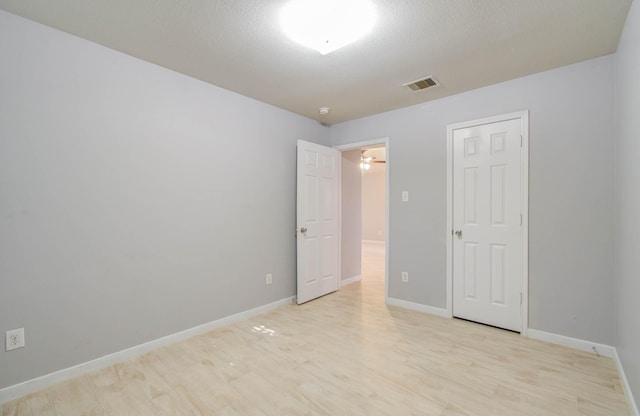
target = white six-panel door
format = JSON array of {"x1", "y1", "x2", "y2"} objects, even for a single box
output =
[
  {"x1": 452, "y1": 118, "x2": 523, "y2": 332},
  {"x1": 296, "y1": 140, "x2": 340, "y2": 304}
]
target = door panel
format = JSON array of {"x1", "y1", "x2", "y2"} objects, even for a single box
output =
[
  {"x1": 464, "y1": 167, "x2": 478, "y2": 224},
  {"x1": 490, "y1": 164, "x2": 506, "y2": 225},
  {"x1": 453, "y1": 118, "x2": 522, "y2": 332},
  {"x1": 490, "y1": 244, "x2": 507, "y2": 304},
  {"x1": 297, "y1": 140, "x2": 339, "y2": 304},
  {"x1": 464, "y1": 242, "x2": 478, "y2": 299}
]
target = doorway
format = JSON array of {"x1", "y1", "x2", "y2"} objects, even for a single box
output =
[
  {"x1": 446, "y1": 112, "x2": 529, "y2": 333},
  {"x1": 336, "y1": 138, "x2": 389, "y2": 301}
]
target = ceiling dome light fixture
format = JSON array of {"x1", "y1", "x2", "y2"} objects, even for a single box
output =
[{"x1": 280, "y1": 0, "x2": 376, "y2": 55}]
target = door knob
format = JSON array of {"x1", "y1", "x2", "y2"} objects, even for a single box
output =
[
  {"x1": 300, "y1": 227, "x2": 308, "y2": 234},
  {"x1": 454, "y1": 229, "x2": 462, "y2": 237}
]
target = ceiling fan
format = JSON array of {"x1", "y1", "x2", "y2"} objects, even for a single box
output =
[{"x1": 360, "y1": 150, "x2": 385, "y2": 170}]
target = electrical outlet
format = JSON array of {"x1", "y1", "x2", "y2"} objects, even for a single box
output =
[
  {"x1": 266, "y1": 273, "x2": 273, "y2": 285},
  {"x1": 401, "y1": 272, "x2": 409, "y2": 283},
  {"x1": 6, "y1": 328, "x2": 25, "y2": 351}
]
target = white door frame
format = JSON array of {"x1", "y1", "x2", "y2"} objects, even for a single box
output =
[
  {"x1": 334, "y1": 137, "x2": 390, "y2": 302},
  {"x1": 446, "y1": 112, "x2": 529, "y2": 335}
]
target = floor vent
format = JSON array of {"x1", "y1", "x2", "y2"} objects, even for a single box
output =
[{"x1": 404, "y1": 76, "x2": 439, "y2": 91}]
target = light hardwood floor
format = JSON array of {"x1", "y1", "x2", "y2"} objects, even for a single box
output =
[{"x1": 2, "y1": 243, "x2": 631, "y2": 415}]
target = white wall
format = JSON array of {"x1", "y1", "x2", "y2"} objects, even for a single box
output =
[
  {"x1": 330, "y1": 55, "x2": 616, "y2": 345},
  {"x1": 340, "y1": 149, "x2": 362, "y2": 281},
  {"x1": 0, "y1": 10, "x2": 329, "y2": 389},
  {"x1": 361, "y1": 165, "x2": 386, "y2": 242},
  {"x1": 615, "y1": 0, "x2": 640, "y2": 403}
]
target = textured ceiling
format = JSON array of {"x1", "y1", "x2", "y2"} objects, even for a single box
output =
[{"x1": 0, "y1": 0, "x2": 632, "y2": 124}]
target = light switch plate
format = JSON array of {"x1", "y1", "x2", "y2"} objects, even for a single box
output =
[{"x1": 402, "y1": 191, "x2": 409, "y2": 202}]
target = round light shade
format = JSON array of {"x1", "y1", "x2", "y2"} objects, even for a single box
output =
[{"x1": 281, "y1": 0, "x2": 376, "y2": 55}]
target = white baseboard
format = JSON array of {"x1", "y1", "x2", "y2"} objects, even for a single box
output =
[
  {"x1": 0, "y1": 296, "x2": 294, "y2": 405},
  {"x1": 526, "y1": 329, "x2": 616, "y2": 358},
  {"x1": 362, "y1": 239, "x2": 385, "y2": 245},
  {"x1": 614, "y1": 349, "x2": 640, "y2": 416},
  {"x1": 386, "y1": 297, "x2": 449, "y2": 318},
  {"x1": 341, "y1": 274, "x2": 362, "y2": 286}
]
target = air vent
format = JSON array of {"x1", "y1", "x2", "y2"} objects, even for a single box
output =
[{"x1": 404, "y1": 76, "x2": 439, "y2": 92}]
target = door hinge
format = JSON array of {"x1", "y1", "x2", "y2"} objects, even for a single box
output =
[
  {"x1": 520, "y1": 293, "x2": 523, "y2": 305},
  {"x1": 520, "y1": 214, "x2": 523, "y2": 226},
  {"x1": 520, "y1": 135, "x2": 523, "y2": 147}
]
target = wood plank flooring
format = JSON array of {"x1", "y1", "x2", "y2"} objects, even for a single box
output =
[{"x1": 2, "y1": 243, "x2": 631, "y2": 415}]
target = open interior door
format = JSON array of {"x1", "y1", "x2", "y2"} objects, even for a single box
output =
[{"x1": 296, "y1": 139, "x2": 340, "y2": 304}]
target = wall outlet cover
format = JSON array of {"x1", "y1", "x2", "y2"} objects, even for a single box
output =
[{"x1": 6, "y1": 328, "x2": 25, "y2": 351}]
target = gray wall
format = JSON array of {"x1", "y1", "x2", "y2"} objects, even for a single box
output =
[
  {"x1": 362, "y1": 165, "x2": 386, "y2": 242},
  {"x1": 340, "y1": 149, "x2": 362, "y2": 281},
  {"x1": 615, "y1": 0, "x2": 640, "y2": 403},
  {"x1": 1, "y1": 4, "x2": 632, "y2": 396},
  {"x1": 330, "y1": 55, "x2": 616, "y2": 345},
  {"x1": 0, "y1": 11, "x2": 329, "y2": 389}
]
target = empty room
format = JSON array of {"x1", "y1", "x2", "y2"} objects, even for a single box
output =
[{"x1": 1, "y1": 0, "x2": 639, "y2": 415}]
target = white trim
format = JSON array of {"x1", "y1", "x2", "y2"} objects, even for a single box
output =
[
  {"x1": 0, "y1": 296, "x2": 294, "y2": 404},
  {"x1": 337, "y1": 144, "x2": 343, "y2": 290},
  {"x1": 519, "y1": 111, "x2": 530, "y2": 335},
  {"x1": 614, "y1": 350, "x2": 640, "y2": 416},
  {"x1": 335, "y1": 137, "x2": 390, "y2": 303},
  {"x1": 341, "y1": 274, "x2": 362, "y2": 286},
  {"x1": 526, "y1": 329, "x2": 638, "y2": 414},
  {"x1": 362, "y1": 239, "x2": 385, "y2": 245},
  {"x1": 384, "y1": 140, "x2": 390, "y2": 305},
  {"x1": 446, "y1": 111, "x2": 530, "y2": 334},
  {"x1": 446, "y1": 120, "x2": 454, "y2": 319},
  {"x1": 386, "y1": 297, "x2": 449, "y2": 318},
  {"x1": 445, "y1": 119, "x2": 456, "y2": 319},
  {"x1": 526, "y1": 329, "x2": 615, "y2": 357}
]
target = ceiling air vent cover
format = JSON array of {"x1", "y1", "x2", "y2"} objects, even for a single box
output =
[{"x1": 404, "y1": 76, "x2": 439, "y2": 92}]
